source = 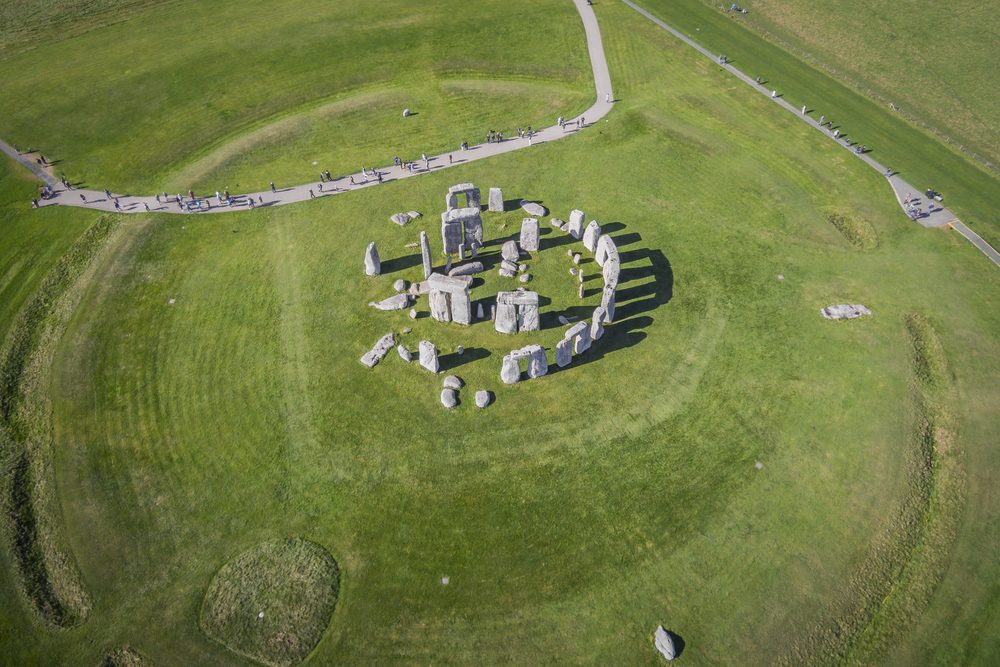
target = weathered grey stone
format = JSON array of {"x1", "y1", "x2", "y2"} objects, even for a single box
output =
[
  {"x1": 567, "y1": 248, "x2": 575, "y2": 257},
  {"x1": 519, "y1": 304, "x2": 540, "y2": 332},
  {"x1": 428, "y1": 290, "x2": 451, "y2": 322},
  {"x1": 409, "y1": 308, "x2": 418, "y2": 319},
  {"x1": 369, "y1": 293, "x2": 411, "y2": 311},
  {"x1": 364, "y1": 242, "x2": 380, "y2": 276},
  {"x1": 500, "y1": 355, "x2": 521, "y2": 384},
  {"x1": 444, "y1": 256, "x2": 452, "y2": 274},
  {"x1": 519, "y1": 273, "x2": 531, "y2": 283},
  {"x1": 821, "y1": 304, "x2": 872, "y2": 320},
  {"x1": 390, "y1": 212, "x2": 411, "y2": 226},
  {"x1": 443, "y1": 375, "x2": 463, "y2": 390},
  {"x1": 420, "y1": 230, "x2": 433, "y2": 279},
  {"x1": 558, "y1": 315, "x2": 571, "y2": 326},
  {"x1": 402, "y1": 327, "x2": 412, "y2": 334},
  {"x1": 520, "y1": 200, "x2": 547, "y2": 217},
  {"x1": 578, "y1": 282, "x2": 585, "y2": 299},
  {"x1": 499, "y1": 267, "x2": 517, "y2": 278},
  {"x1": 569, "y1": 268, "x2": 577, "y2": 276},
  {"x1": 407, "y1": 211, "x2": 422, "y2": 220},
  {"x1": 488, "y1": 187, "x2": 504, "y2": 212},
  {"x1": 583, "y1": 220, "x2": 602, "y2": 252},
  {"x1": 566, "y1": 321, "x2": 591, "y2": 354},
  {"x1": 500, "y1": 258, "x2": 519, "y2": 273},
  {"x1": 519, "y1": 217, "x2": 540, "y2": 252},
  {"x1": 603, "y1": 257, "x2": 620, "y2": 290},
  {"x1": 441, "y1": 207, "x2": 483, "y2": 254},
  {"x1": 592, "y1": 307, "x2": 607, "y2": 340},
  {"x1": 601, "y1": 286, "x2": 616, "y2": 323},
  {"x1": 476, "y1": 303, "x2": 485, "y2": 320},
  {"x1": 450, "y1": 289, "x2": 472, "y2": 326},
  {"x1": 526, "y1": 345, "x2": 548, "y2": 378},
  {"x1": 490, "y1": 305, "x2": 496, "y2": 320},
  {"x1": 555, "y1": 337, "x2": 573, "y2": 367},
  {"x1": 653, "y1": 626, "x2": 676, "y2": 661},
  {"x1": 550, "y1": 218, "x2": 566, "y2": 230},
  {"x1": 573, "y1": 253, "x2": 581, "y2": 265},
  {"x1": 456, "y1": 345, "x2": 464, "y2": 355},
  {"x1": 501, "y1": 240, "x2": 520, "y2": 262},
  {"x1": 475, "y1": 390, "x2": 491, "y2": 408},
  {"x1": 446, "y1": 183, "x2": 481, "y2": 211},
  {"x1": 518, "y1": 263, "x2": 527, "y2": 273},
  {"x1": 578, "y1": 271, "x2": 585, "y2": 284},
  {"x1": 567, "y1": 209, "x2": 585, "y2": 238},
  {"x1": 397, "y1": 344, "x2": 413, "y2": 362},
  {"x1": 404, "y1": 242, "x2": 419, "y2": 248},
  {"x1": 495, "y1": 302, "x2": 518, "y2": 334},
  {"x1": 595, "y1": 233, "x2": 616, "y2": 267},
  {"x1": 360, "y1": 333, "x2": 395, "y2": 368},
  {"x1": 458, "y1": 244, "x2": 467, "y2": 261},
  {"x1": 448, "y1": 261, "x2": 484, "y2": 276},
  {"x1": 393, "y1": 279, "x2": 409, "y2": 292},
  {"x1": 440, "y1": 388, "x2": 458, "y2": 409},
  {"x1": 419, "y1": 340, "x2": 439, "y2": 373}
]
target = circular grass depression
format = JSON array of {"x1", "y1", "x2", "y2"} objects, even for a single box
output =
[{"x1": 199, "y1": 538, "x2": 340, "y2": 667}]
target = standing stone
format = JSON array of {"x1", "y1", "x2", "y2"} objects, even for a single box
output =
[
  {"x1": 488, "y1": 187, "x2": 504, "y2": 212},
  {"x1": 500, "y1": 355, "x2": 521, "y2": 384},
  {"x1": 428, "y1": 290, "x2": 451, "y2": 322},
  {"x1": 444, "y1": 256, "x2": 452, "y2": 274},
  {"x1": 653, "y1": 626, "x2": 677, "y2": 661},
  {"x1": 446, "y1": 183, "x2": 481, "y2": 211},
  {"x1": 419, "y1": 340, "x2": 439, "y2": 373},
  {"x1": 501, "y1": 240, "x2": 520, "y2": 262},
  {"x1": 567, "y1": 209, "x2": 585, "y2": 238},
  {"x1": 397, "y1": 344, "x2": 413, "y2": 362},
  {"x1": 440, "y1": 389, "x2": 458, "y2": 409},
  {"x1": 475, "y1": 390, "x2": 491, "y2": 408},
  {"x1": 458, "y1": 244, "x2": 467, "y2": 261},
  {"x1": 526, "y1": 345, "x2": 548, "y2": 378},
  {"x1": 583, "y1": 220, "x2": 602, "y2": 252},
  {"x1": 519, "y1": 304, "x2": 540, "y2": 332},
  {"x1": 592, "y1": 307, "x2": 607, "y2": 340},
  {"x1": 450, "y1": 289, "x2": 472, "y2": 326},
  {"x1": 601, "y1": 286, "x2": 616, "y2": 323},
  {"x1": 578, "y1": 270, "x2": 584, "y2": 284},
  {"x1": 603, "y1": 257, "x2": 620, "y2": 290},
  {"x1": 519, "y1": 217, "x2": 540, "y2": 252},
  {"x1": 409, "y1": 308, "x2": 418, "y2": 319},
  {"x1": 364, "y1": 242, "x2": 380, "y2": 276},
  {"x1": 420, "y1": 230, "x2": 433, "y2": 279},
  {"x1": 476, "y1": 302, "x2": 485, "y2": 320},
  {"x1": 495, "y1": 302, "x2": 518, "y2": 334},
  {"x1": 595, "y1": 234, "x2": 615, "y2": 267},
  {"x1": 555, "y1": 337, "x2": 573, "y2": 367},
  {"x1": 572, "y1": 253, "x2": 581, "y2": 265},
  {"x1": 578, "y1": 282, "x2": 585, "y2": 299},
  {"x1": 566, "y1": 321, "x2": 591, "y2": 354},
  {"x1": 490, "y1": 304, "x2": 496, "y2": 320}
]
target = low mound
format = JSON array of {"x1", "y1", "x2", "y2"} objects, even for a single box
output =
[
  {"x1": 101, "y1": 646, "x2": 151, "y2": 667},
  {"x1": 199, "y1": 539, "x2": 340, "y2": 667},
  {"x1": 826, "y1": 211, "x2": 879, "y2": 249}
]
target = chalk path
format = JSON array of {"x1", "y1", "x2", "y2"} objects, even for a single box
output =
[
  {"x1": 621, "y1": 0, "x2": 999, "y2": 268},
  {"x1": 3, "y1": 0, "x2": 612, "y2": 217}
]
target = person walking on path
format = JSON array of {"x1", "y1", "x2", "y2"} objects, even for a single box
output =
[
  {"x1": 801, "y1": 105, "x2": 807, "y2": 115},
  {"x1": 309, "y1": 189, "x2": 315, "y2": 199},
  {"x1": 31, "y1": 198, "x2": 38, "y2": 208},
  {"x1": 80, "y1": 194, "x2": 87, "y2": 204},
  {"x1": 114, "y1": 200, "x2": 122, "y2": 212},
  {"x1": 771, "y1": 90, "x2": 777, "y2": 98},
  {"x1": 143, "y1": 202, "x2": 150, "y2": 212},
  {"x1": 270, "y1": 182, "x2": 276, "y2": 193}
]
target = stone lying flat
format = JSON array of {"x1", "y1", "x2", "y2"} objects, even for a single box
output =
[
  {"x1": 475, "y1": 390, "x2": 491, "y2": 408},
  {"x1": 501, "y1": 240, "x2": 520, "y2": 262},
  {"x1": 441, "y1": 388, "x2": 458, "y2": 409},
  {"x1": 368, "y1": 293, "x2": 411, "y2": 311},
  {"x1": 390, "y1": 213, "x2": 411, "y2": 226},
  {"x1": 519, "y1": 273, "x2": 531, "y2": 283},
  {"x1": 407, "y1": 211, "x2": 422, "y2": 220},
  {"x1": 393, "y1": 279, "x2": 409, "y2": 292},
  {"x1": 821, "y1": 304, "x2": 872, "y2": 320},
  {"x1": 550, "y1": 218, "x2": 566, "y2": 230},
  {"x1": 520, "y1": 200, "x2": 547, "y2": 217},
  {"x1": 654, "y1": 626, "x2": 677, "y2": 661},
  {"x1": 360, "y1": 333, "x2": 395, "y2": 368},
  {"x1": 448, "y1": 261, "x2": 485, "y2": 277},
  {"x1": 443, "y1": 375, "x2": 463, "y2": 390},
  {"x1": 397, "y1": 344, "x2": 413, "y2": 362}
]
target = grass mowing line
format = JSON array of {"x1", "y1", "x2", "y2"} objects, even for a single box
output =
[
  {"x1": 199, "y1": 538, "x2": 340, "y2": 667},
  {"x1": 0, "y1": 213, "x2": 139, "y2": 627},
  {"x1": 776, "y1": 314, "x2": 965, "y2": 664}
]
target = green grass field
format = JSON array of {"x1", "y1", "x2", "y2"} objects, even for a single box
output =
[{"x1": 0, "y1": 1, "x2": 998, "y2": 665}]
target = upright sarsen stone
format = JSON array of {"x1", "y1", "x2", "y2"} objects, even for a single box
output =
[
  {"x1": 364, "y1": 242, "x2": 381, "y2": 276},
  {"x1": 420, "y1": 230, "x2": 433, "y2": 279},
  {"x1": 500, "y1": 355, "x2": 521, "y2": 384},
  {"x1": 567, "y1": 209, "x2": 585, "y2": 238},
  {"x1": 488, "y1": 187, "x2": 504, "y2": 212},
  {"x1": 555, "y1": 337, "x2": 573, "y2": 367},
  {"x1": 583, "y1": 220, "x2": 602, "y2": 252},
  {"x1": 419, "y1": 340, "x2": 440, "y2": 373},
  {"x1": 519, "y1": 217, "x2": 540, "y2": 252},
  {"x1": 525, "y1": 344, "x2": 548, "y2": 378}
]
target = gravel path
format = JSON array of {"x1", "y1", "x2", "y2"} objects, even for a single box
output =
[
  {"x1": 7, "y1": 0, "x2": 612, "y2": 218},
  {"x1": 622, "y1": 0, "x2": 999, "y2": 268}
]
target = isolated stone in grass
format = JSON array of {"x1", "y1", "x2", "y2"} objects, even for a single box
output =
[
  {"x1": 821, "y1": 304, "x2": 872, "y2": 320},
  {"x1": 199, "y1": 538, "x2": 340, "y2": 667},
  {"x1": 390, "y1": 212, "x2": 411, "y2": 226},
  {"x1": 368, "y1": 293, "x2": 410, "y2": 311},
  {"x1": 475, "y1": 390, "x2": 491, "y2": 408},
  {"x1": 397, "y1": 345, "x2": 412, "y2": 362},
  {"x1": 441, "y1": 388, "x2": 458, "y2": 408},
  {"x1": 520, "y1": 200, "x2": 547, "y2": 217},
  {"x1": 419, "y1": 340, "x2": 440, "y2": 373},
  {"x1": 443, "y1": 375, "x2": 463, "y2": 390},
  {"x1": 360, "y1": 333, "x2": 395, "y2": 368},
  {"x1": 653, "y1": 625, "x2": 677, "y2": 661},
  {"x1": 364, "y1": 242, "x2": 380, "y2": 276},
  {"x1": 755, "y1": 461, "x2": 764, "y2": 470},
  {"x1": 409, "y1": 308, "x2": 418, "y2": 320}
]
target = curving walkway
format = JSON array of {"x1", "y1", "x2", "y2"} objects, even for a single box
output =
[
  {"x1": 7, "y1": 0, "x2": 612, "y2": 218},
  {"x1": 622, "y1": 0, "x2": 1000, "y2": 269}
]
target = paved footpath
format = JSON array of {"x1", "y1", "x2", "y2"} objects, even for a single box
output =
[
  {"x1": 622, "y1": 0, "x2": 1000, "y2": 269},
  {"x1": 4, "y1": 0, "x2": 612, "y2": 218}
]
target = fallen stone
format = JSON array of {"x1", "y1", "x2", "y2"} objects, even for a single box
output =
[
  {"x1": 369, "y1": 293, "x2": 411, "y2": 311},
  {"x1": 390, "y1": 213, "x2": 411, "y2": 226},
  {"x1": 499, "y1": 268, "x2": 517, "y2": 278},
  {"x1": 821, "y1": 304, "x2": 872, "y2": 320},
  {"x1": 443, "y1": 375, "x2": 463, "y2": 390},
  {"x1": 407, "y1": 211, "x2": 422, "y2": 220},
  {"x1": 475, "y1": 390, "x2": 491, "y2": 408},
  {"x1": 550, "y1": 218, "x2": 566, "y2": 230},
  {"x1": 364, "y1": 242, "x2": 380, "y2": 276},
  {"x1": 654, "y1": 626, "x2": 676, "y2": 661},
  {"x1": 404, "y1": 242, "x2": 419, "y2": 248},
  {"x1": 501, "y1": 240, "x2": 520, "y2": 262},
  {"x1": 488, "y1": 187, "x2": 504, "y2": 212},
  {"x1": 448, "y1": 261, "x2": 485, "y2": 277},
  {"x1": 402, "y1": 327, "x2": 412, "y2": 334},
  {"x1": 520, "y1": 200, "x2": 548, "y2": 217},
  {"x1": 567, "y1": 209, "x2": 585, "y2": 238},
  {"x1": 519, "y1": 217, "x2": 540, "y2": 252},
  {"x1": 419, "y1": 340, "x2": 440, "y2": 373},
  {"x1": 500, "y1": 258, "x2": 519, "y2": 273},
  {"x1": 397, "y1": 344, "x2": 413, "y2": 362},
  {"x1": 360, "y1": 333, "x2": 395, "y2": 368},
  {"x1": 519, "y1": 273, "x2": 531, "y2": 283},
  {"x1": 441, "y1": 388, "x2": 458, "y2": 409},
  {"x1": 393, "y1": 279, "x2": 409, "y2": 292},
  {"x1": 569, "y1": 268, "x2": 577, "y2": 276},
  {"x1": 409, "y1": 308, "x2": 418, "y2": 319},
  {"x1": 583, "y1": 220, "x2": 602, "y2": 252}
]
